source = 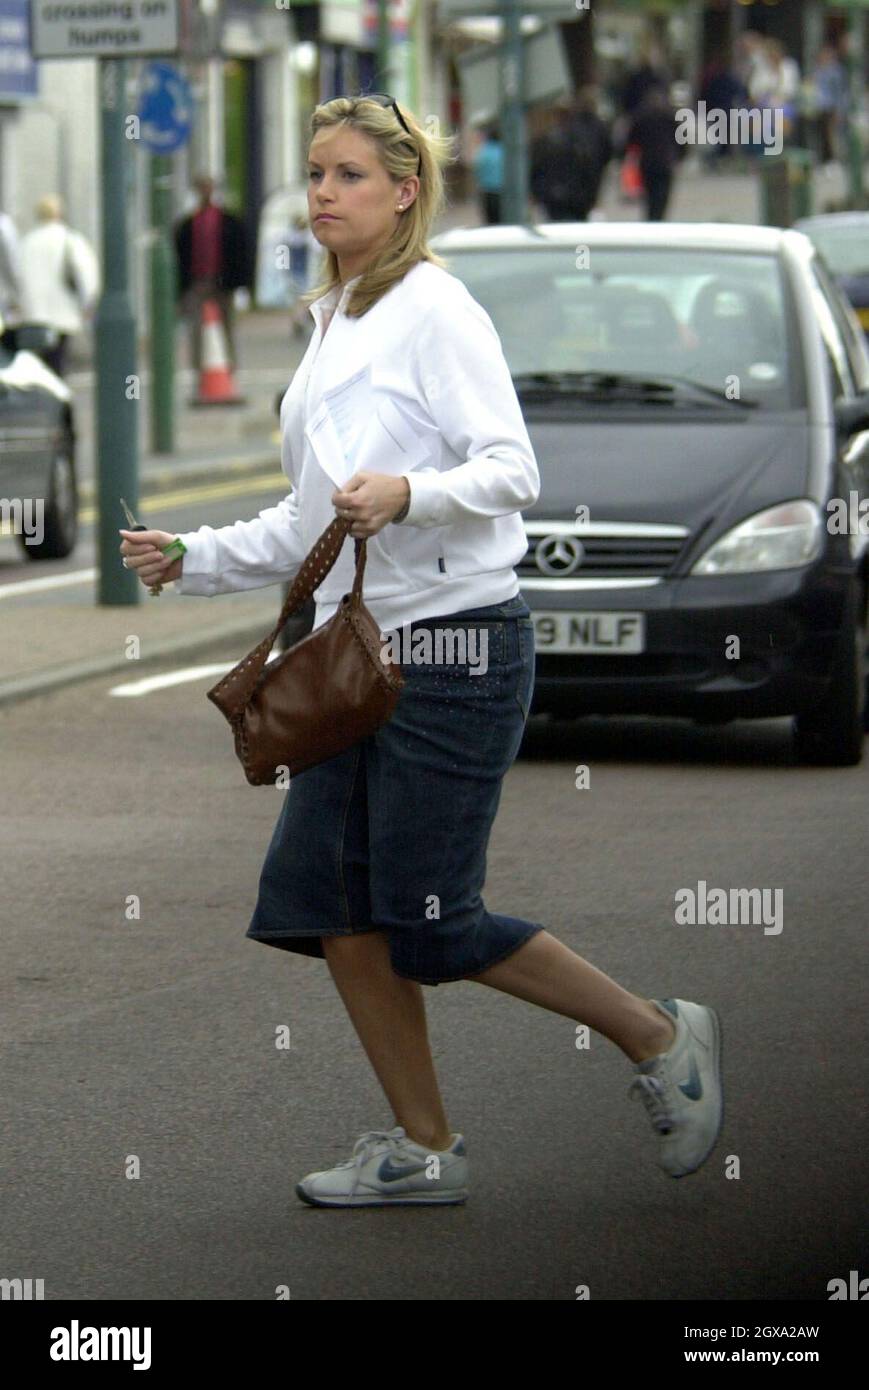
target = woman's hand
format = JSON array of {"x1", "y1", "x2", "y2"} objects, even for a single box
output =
[
  {"x1": 118, "y1": 529, "x2": 184, "y2": 587},
  {"x1": 331, "y1": 472, "x2": 410, "y2": 538}
]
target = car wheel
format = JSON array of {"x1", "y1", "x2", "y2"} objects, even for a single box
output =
[
  {"x1": 792, "y1": 582, "x2": 867, "y2": 767},
  {"x1": 17, "y1": 440, "x2": 78, "y2": 561}
]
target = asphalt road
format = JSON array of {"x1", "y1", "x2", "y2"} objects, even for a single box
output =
[{"x1": 2, "y1": 632, "x2": 867, "y2": 1300}]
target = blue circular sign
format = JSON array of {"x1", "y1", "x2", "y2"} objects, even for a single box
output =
[{"x1": 137, "y1": 62, "x2": 193, "y2": 155}]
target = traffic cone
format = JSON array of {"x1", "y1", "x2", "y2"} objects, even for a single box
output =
[{"x1": 192, "y1": 298, "x2": 245, "y2": 405}]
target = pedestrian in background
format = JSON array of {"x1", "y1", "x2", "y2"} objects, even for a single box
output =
[
  {"x1": 619, "y1": 39, "x2": 670, "y2": 121},
  {"x1": 569, "y1": 85, "x2": 613, "y2": 217},
  {"x1": 627, "y1": 87, "x2": 685, "y2": 222},
  {"x1": 0, "y1": 208, "x2": 23, "y2": 328},
  {"x1": 530, "y1": 96, "x2": 598, "y2": 222},
  {"x1": 287, "y1": 212, "x2": 321, "y2": 338},
  {"x1": 174, "y1": 175, "x2": 251, "y2": 372},
  {"x1": 471, "y1": 124, "x2": 504, "y2": 225},
  {"x1": 16, "y1": 195, "x2": 100, "y2": 376},
  {"x1": 120, "y1": 93, "x2": 724, "y2": 1208},
  {"x1": 733, "y1": 29, "x2": 765, "y2": 98},
  {"x1": 749, "y1": 38, "x2": 801, "y2": 147},
  {"x1": 810, "y1": 44, "x2": 848, "y2": 169},
  {"x1": 697, "y1": 53, "x2": 747, "y2": 168}
]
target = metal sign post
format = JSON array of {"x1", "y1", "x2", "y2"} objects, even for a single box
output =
[
  {"x1": 500, "y1": 0, "x2": 526, "y2": 225},
  {"x1": 138, "y1": 61, "x2": 194, "y2": 455},
  {"x1": 95, "y1": 56, "x2": 140, "y2": 604},
  {"x1": 31, "y1": 1, "x2": 180, "y2": 603}
]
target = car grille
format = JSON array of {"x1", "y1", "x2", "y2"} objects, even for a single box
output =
[{"x1": 519, "y1": 522, "x2": 689, "y2": 580}]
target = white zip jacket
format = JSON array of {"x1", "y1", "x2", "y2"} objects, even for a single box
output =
[
  {"x1": 175, "y1": 258, "x2": 540, "y2": 632},
  {"x1": 17, "y1": 221, "x2": 101, "y2": 334}
]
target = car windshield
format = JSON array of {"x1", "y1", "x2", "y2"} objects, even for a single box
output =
[
  {"x1": 442, "y1": 246, "x2": 800, "y2": 410},
  {"x1": 800, "y1": 223, "x2": 869, "y2": 277}
]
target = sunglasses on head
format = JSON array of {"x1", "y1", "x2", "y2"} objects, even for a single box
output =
[{"x1": 359, "y1": 92, "x2": 422, "y2": 177}]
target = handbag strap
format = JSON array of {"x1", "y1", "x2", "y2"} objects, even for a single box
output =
[
  {"x1": 268, "y1": 516, "x2": 365, "y2": 644},
  {"x1": 249, "y1": 517, "x2": 364, "y2": 675},
  {"x1": 208, "y1": 517, "x2": 370, "y2": 715}
]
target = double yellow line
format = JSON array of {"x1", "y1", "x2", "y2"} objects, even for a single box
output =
[
  {"x1": 80, "y1": 471, "x2": 289, "y2": 527},
  {"x1": 1, "y1": 472, "x2": 288, "y2": 540}
]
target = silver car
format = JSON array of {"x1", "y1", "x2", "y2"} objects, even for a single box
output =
[{"x1": 0, "y1": 320, "x2": 77, "y2": 560}]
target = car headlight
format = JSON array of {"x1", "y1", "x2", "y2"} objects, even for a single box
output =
[{"x1": 691, "y1": 500, "x2": 824, "y2": 575}]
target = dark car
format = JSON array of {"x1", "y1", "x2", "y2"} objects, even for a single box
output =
[
  {"x1": 794, "y1": 212, "x2": 869, "y2": 337},
  {"x1": 430, "y1": 222, "x2": 869, "y2": 766},
  {"x1": 0, "y1": 320, "x2": 77, "y2": 560}
]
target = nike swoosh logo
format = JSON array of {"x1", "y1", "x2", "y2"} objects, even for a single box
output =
[
  {"x1": 378, "y1": 1156, "x2": 430, "y2": 1183},
  {"x1": 678, "y1": 1056, "x2": 703, "y2": 1101}
]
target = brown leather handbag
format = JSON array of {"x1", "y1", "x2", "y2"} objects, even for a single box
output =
[{"x1": 206, "y1": 516, "x2": 405, "y2": 785}]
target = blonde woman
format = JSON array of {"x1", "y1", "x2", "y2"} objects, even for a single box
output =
[{"x1": 119, "y1": 95, "x2": 723, "y2": 1207}]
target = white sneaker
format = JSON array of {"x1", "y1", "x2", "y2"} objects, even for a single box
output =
[
  {"x1": 296, "y1": 1127, "x2": 468, "y2": 1207},
  {"x1": 629, "y1": 998, "x2": 723, "y2": 1178}
]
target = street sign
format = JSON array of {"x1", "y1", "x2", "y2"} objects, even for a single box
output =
[
  {"x1": 137, "y1": 61, "x2": 193, "y2": 153},
  {"x1": 31, "y1": 0, "x2": 179, "y2": 59},
  {"x1": 439, "y1": 0, "x2": 580, "y2": 15},
  {"x1": 457, "y1": 22, "x2": 571, "y2": 122},
  {"x1": 0, "y1": 0, "x2": 37, "y2": 100}
]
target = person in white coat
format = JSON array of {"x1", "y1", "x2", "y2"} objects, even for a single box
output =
[
  {"x1": 119, "y1": 94, "x2": 724, "y2": 1207},
  {"x1": 17, "y1": 195, "x2": 100, "y2": 376},
  {"x1": 0, "y1": 209, "x2": 23, "y2": 326}
]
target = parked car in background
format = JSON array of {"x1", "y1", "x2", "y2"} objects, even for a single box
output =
[
  {"x1": 794, "y1": 212, "x2": 869, "y2": 336},
  {"x1": 0, "y1": 318, "x2": 77, "y2": 560},
  {"x1": 430, "y1": 222, "x2": 869, "y2": 765}
]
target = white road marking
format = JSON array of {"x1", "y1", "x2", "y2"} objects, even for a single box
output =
[
  {"x1": 0, "y1": 567, "x2": 96, "y2": 598},
  {"x1": 108, "y1": 649, "x2": 281, "y2": 697}
]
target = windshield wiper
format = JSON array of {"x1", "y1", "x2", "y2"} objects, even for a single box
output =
[
  {"x1": 512, "y1": 371, "x2": 759, "y2": 408},
  {"x1": 643, "y1": 373, "x2": 760, "y2": 407}
]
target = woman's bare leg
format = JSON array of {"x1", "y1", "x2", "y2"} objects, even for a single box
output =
[
  {"x1": 322, "y1": 931, "x2": 453, "y2": 1152},
  {"x1": 320, "y1": 927, "x2": 675, "y2": 1149},
  {"x1": 465, "y1": 930, "x2": 676, "y2": 1064}
]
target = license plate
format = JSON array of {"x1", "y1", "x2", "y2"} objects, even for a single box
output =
[{"x1": 532, "y1": 610, "x2": 645, "y2": 654}]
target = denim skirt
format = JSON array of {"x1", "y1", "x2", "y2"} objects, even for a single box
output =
[{"x1": 245, "y1": 592, "x2": 546, "y2": 985}]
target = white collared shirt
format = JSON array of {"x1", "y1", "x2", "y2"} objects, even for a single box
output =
[{"x1": 174, "y1": 259, "x2": 540, "y2": 632}]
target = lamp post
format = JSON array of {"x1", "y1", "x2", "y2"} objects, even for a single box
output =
[
  {"x1": 95, "y1": 57, "x2": 140, "y2": 605},
  {"x1": 843, "y1": 0, "x2": 866, "y2": 205},
  {"x1": 499, "y1": 0, "x2": 527, "y2": 224},
  {"x1": 377, "y1": 0, "x2": 391, "y2": 87}
]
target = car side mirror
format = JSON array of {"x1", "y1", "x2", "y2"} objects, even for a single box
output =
[{"x1": 834, "y1": 393, "x2": 869, "y2": 436}]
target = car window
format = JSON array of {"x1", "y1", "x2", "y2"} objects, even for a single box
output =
[
  {"x1": 442, "y1": 247, "x2": 802, "y2": 409},
  {"x1": 798, "y1": 223, "x2": 869, "y2": 277},
  {"x1": 811, "y1": 254, "x2": 869, "y2": 391},
  {"x1": 807, "y1": 261, "x2": 856, "y2": 398},
  {"x1": 819, "y1": 342, "x2": 848, "y2": 399}
]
